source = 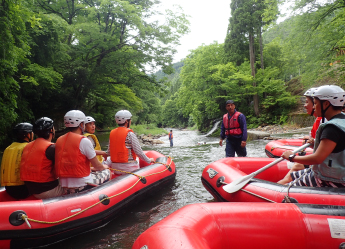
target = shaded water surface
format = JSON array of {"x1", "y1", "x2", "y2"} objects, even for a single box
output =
[{"x1": 49, "y1": 129, "x2": 272, "y2": 249}]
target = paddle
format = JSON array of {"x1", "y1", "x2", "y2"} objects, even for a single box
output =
[{"x1": 223, "y1": 143, "x2": 311, "y2": 194}]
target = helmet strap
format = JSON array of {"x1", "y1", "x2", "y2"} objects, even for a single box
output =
[
  {"x1": 321, "y1": 100, "x2": 331, "y2": 123},
  {"x1": 79, "y1": 123, "x2": 85, "y2": 134}
]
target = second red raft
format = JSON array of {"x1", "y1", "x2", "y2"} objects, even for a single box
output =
[{"x1": 265, "y1": 139, "x2": 313, "y2": 158}]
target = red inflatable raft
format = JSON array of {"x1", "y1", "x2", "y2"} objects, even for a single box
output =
[
  {"x1": 201, "y1": 157, "x2": 345, "y2": 205},
  {"x1": 133, "y1": 202, "x2": 345, "y2": 249},
  {"x1": 265, "y1": 139, "x2": 313, "y2": 158},
  {"x1": 0, "y1": 150, "x2": 175, "y2": 249}
]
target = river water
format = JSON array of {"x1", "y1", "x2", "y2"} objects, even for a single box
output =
[{"x1": 49, "y1": 129, "x2": 285, "y2": 249}]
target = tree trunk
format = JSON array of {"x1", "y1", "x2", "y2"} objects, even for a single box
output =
[
  {"x1": 259, "y1": 27, "x2": 264, "y2": 70},
  {"x1": 249, "y1": 33, "x2": 260, "y2": 116}
]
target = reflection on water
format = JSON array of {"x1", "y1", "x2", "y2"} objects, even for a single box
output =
[{"x1": 49, "y1": 129, "x2": 274, "y2": 249}]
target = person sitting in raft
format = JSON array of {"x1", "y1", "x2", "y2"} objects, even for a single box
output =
[
  {"x1": 0, "y1": 123, "x2": 33, "y2": 199},
  {"x1": 104, "y1": 110, "x2": 154, "y2": 174},
  {"x1": 20, "y1": 117, "x2": 64, "y2": 199},
  {"x1": 281, "y1": 85, "x2": 345, "y2": 187},
  {"x1": 278, "y1": 87, "x2": 325, "y2": 184},
  {"x1": 84, "y1": 116, "x2": 107, "y2": 163},
  {"x1": 55, "y1": 110, "x2": 111, "y2": 194}
]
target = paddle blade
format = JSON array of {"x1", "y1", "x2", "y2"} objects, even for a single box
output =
[{"x1": 223, "y1": 173, "x2": 254, "y2": 193}]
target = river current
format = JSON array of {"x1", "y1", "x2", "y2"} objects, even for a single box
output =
[{"x1": 49, "y1": 129, "x2": 284, "y2": 249}]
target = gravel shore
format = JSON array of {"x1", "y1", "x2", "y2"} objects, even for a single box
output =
[{"x1": 248, "y1": 125, "x2": 312, "y2": 140}]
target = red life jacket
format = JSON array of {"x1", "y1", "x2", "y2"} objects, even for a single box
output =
[
  {"x1": 223, "y1": 111, "x2": 242, "y2": 136},
  {"x1": 55, "y1": 132, "x2": 91, "y2": 178},
  {"x1": 109, "y1": 127, "x2": 137, "y2": 163},
  {"x1": 20, "y1": 138, "x2": 56, "y2": 183}
]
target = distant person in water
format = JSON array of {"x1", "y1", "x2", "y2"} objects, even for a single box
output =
[
  {"x1": 169, "y1": 130, "x2": 173, "y2": 147},
  {"x1": 219, "y1": 100, "x2": 247, "y2": 157}
]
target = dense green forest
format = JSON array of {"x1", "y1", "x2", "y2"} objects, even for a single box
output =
[
  {"x1": 160, "y1": 0, "x2": 345, "y2": 131},
  {"x1": 1, "y1": 0, "x2": 345, "y2": 149}
]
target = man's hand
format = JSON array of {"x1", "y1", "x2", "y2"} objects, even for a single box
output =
[
  {"x1": 219, "y1": 139, "x2": 223, "y2": 147},
  {"x1": 241, "y1": 141, "x2": 246, "y2": 148},
  {"x1": 100, "y1": 151, "x2": 108, "y2": 160}
]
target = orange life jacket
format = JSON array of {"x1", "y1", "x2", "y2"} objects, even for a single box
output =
[
  {"x1": 169, "y1": 132, "x2": 173, "y2": 139},
  {"x1": 20, "y1": 138, "x2": 56, "y2": 183},
  {"x1": 55, "y1": 132, "x2": 91, "y2": 178},
  {"x1": 223, "y1": 111, "x2": 242, "y2": 136},
  {"x1": 109, "y1": 127, "x2": 137, "y2": 163}
]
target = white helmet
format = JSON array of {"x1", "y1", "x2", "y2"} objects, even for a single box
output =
[
  {"x1": 312, "y1": 85, "x2": 345, "y2": 107},
  {"x1": 85, "y1": 116, "x2": 95, "y2": 124},
  {"x1": 115, "y1": 110, "x2": 132, "y2": 124},
  {"x1": 304, "y1": 87, "x2": 317, "y2": 97},
  {"x1": 64, "y1": 110, "x2": 86, "y2": 127}
]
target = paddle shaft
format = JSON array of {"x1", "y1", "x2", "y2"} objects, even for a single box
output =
[{"x1": 223, "y1": 143, "x2": 311, "y2": 193}]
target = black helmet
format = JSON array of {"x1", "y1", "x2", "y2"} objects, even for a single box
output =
[
  {"x1": 13, "y1": 122, "x2": 33, "y2": 141},
  {"x1": 33, "y1": 117, "x2": 54, "y2": 138}
]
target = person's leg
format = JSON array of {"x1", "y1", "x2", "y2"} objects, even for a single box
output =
[
  {"x1": 278, "y1": 163, "x2": 305, "y2": 185},
  {"x1": 225, "y1": 138, "x2": 235, "y2": 157},
  {"x1": 33, "y1": 185, "x2": 64, "y2": 199},
  {"x1": 231, "y1": 137, "x2": 246, "y2": 157},
  {"x1": 91, "y1": 169, "x2": 111, "y2": 185},
  {"x1": 235, "y1": 139, "x2": 247, "y2": 157},
  {"x1": 5, "y1": 185, "x2": 30, "y2": 199}
]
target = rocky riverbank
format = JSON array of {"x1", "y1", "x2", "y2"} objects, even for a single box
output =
[
  {"x1": 137, "y1": 134, "x2": 165, "y2": 145},
  {"x1": 248, "y1": 124, "x2": 312, "y2": 140}
]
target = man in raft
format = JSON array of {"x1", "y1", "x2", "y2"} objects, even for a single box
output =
[
  {"x1": 0, "y1": 123, "x2": 33, "y2": 199},
  {"x1": 219, "y1": 100, "x2": 247, "y2": 157},
  {"x1": 281, "y1": 85, "x2": 345, "y2": 187},
  {"x1": 55, "y1": 110, "x2": 110, "y2": 194},
  {"x1": 84, "y1": 116, "x2": 106, "y2": 163},
  {"x1": 20, "y1": 117, "x2": 64, "y2": 199},
  {"x1": 278, "y1": 87, "x2": 324, "y2": 184},
  {"x1": 104, "y1": 110, "x2": 154, "y2": 174}
]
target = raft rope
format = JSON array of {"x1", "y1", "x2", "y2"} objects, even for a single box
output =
[
  {"x1": 20, "y1": 157, "x2": 173, "y2": 228},
  {"x1": 220, "y1": 180, "x2": 276, "y2": 203},
  {"x1": 283, "y1": 168, "x2": 311, "y2": 203}
]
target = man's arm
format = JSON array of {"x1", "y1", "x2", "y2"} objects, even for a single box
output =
[
  {"x1": 239, "y1": 114, "x2": 247, "y2": 148},
  {"x1": 219, "y1": 120, "x2": 226, "y2": 146}
]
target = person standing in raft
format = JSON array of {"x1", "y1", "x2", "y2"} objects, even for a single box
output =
[
  {"x1": 168, "y1": 130, "x2": 173, "y2": 147},
  {"x1": 84, "y1": 116, "x2": 107, "y2": 163},
  {"x1": 104, "y1": 110, "x2": 154, "y2": 174},
  {"x1": 219, "y1": 100, "x2": 247, "y2": 157},
  {"x1": 281, "y1": 85, "x2": 345, "y2": 187},
  {"x1": 20, "y1": 117, "x2": 64, "y2": 199},
  {"x1": 55, "y1": 110, "x2": 110, "y2": 194},
  {"x1": 0, "y1": 123, "x2": 33, "y2": 199}
]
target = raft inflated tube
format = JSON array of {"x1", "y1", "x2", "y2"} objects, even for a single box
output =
[
  {"x1": 133, "y1": 202, "x2": 345, "y2": 249},
  {"x1": 201, "y1": 157, "x2": 345, "y2": 205},
  {"x1": 0, "y1": 150, "x2": 176, "y2": 249},
  {"x1": 265, "y1": 139, "x2": 313, "y2": 158}
]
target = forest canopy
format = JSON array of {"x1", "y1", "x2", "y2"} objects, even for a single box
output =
[{"x1": 0, "y1": 0, "x2": 189, "y2": 148}]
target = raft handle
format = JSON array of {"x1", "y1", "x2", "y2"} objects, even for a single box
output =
[
  {"x1": 99, "y1": 194, "x2": 110, "y2": 205},
  {"x1": 9, "y1": 210, "x2": 27, "y2": 226}
]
